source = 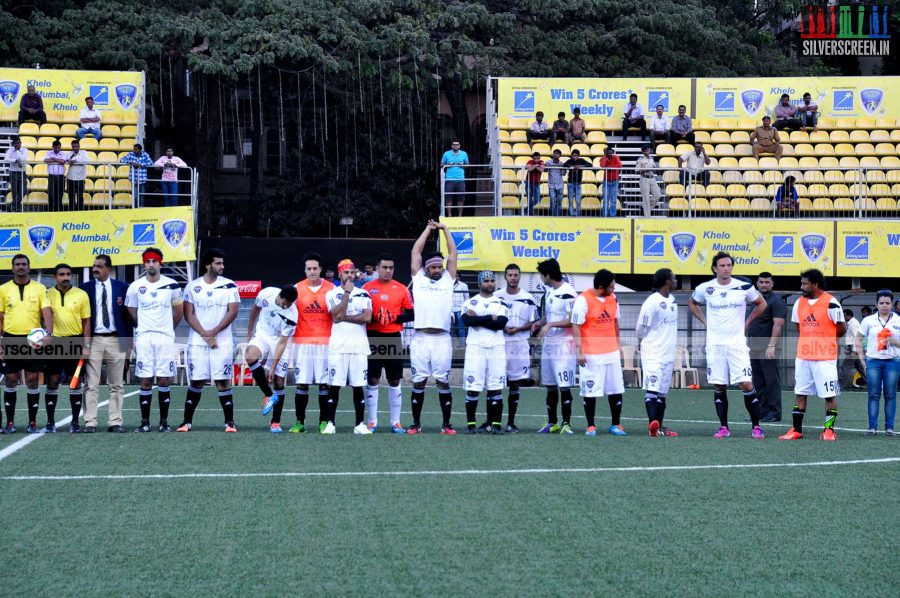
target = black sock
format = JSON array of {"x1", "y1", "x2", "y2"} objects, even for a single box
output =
[
  {"x1": 219, "y1": 390, "x2": 234, "y2": 424},
  {"x1": 4, "y1": 388, "x2": 16, "y2": 423},
  {"x1": 546, "y1": 386, "x2": 559, "y2": 424},
  {"x1": 139, "y1": 389, "x2": 153, "y2": 422},
  {"x1": 645, "y1": 392, "x2": 658, "y2": 422},
  {"x1": 792, "y1": 405, "x2": 805, "y2": 433},
  {"x1": 582, "y1": 396, "x2": 596, "y2": 427},
  {"x1": 438, "y1": 388, "x2": 453, "y2": 426},
  {"x1": 249, "y1": 361, "x2": 273, "y2": 396},
  {"x1": 488, "y1": 391, "x2": 503, "y2": 427},
  {"x1": 327, "y1": 386, "x2": 340, "y2": 422},
  {"x1": 608, "y1": 394, "x2": 623, "y2": 427},
  {"x1": 560, "y1": 389, "x2": 573, "y2": 425},
  {"x1": 183, "y1": 385, "x2": 203, "y2": 424},
  {"x1": 271, "y1": 388, "x2": 285, "y2": 423},
  {"x1": 714, "y1": 390, "x2": 729, "y2": 427},
  {"x1": 465, "y1": 393, "x2": 479, "y2": 426},
  {"x1": 507, "y1": 385, "x2": 519, "y2": 426},
  {"x1": 317, "y1": 386, "x2": 329, "y2": 425},
  {"x1": 27, "y1": 389, "x2": 40, "y2": 423},
  {"x1": 44, "y1": 389, "x2": 58, "y2": 424},
  {"x1": 70, "y1": 388, "x2": 83, "y2": 421},
  {"x1": 158, "y1": 386, "x2": 171, "y2": 423},
  {"x1": 353, "y1": 387, "x2": 365, "y2": 426},
  {"x1": 410, "y1": 387, "x2": 425, "y2": 426},
  {"x1": 295, "y1": 389, "x2": 309, "y2": 424},
  {"x1": 657, "y1": 395, "x2": 667, "y2": 425},
  {"x1": 824, "y1": 408, "x2": 837, "y2": 431},
  {"x1": 743, "y1": 388, "x2": 760, "y2": 427}
]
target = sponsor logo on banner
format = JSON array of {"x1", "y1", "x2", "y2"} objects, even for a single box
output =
[
  {"x1": 642, "y1": 234, "x2": 665, "y2": 257},
  {"x1": 860, "y1": 88, "x2": 884, "y2": 115},
  {"x1": 800, "y1": 234, "x2": 827, "y2": 262},
  {"x1": 88, "y1": 85, "x2": 109, "y2": 106},
  {"x1": 771, "y1": 235, "x2": 794, "y2": 258},
  {"x1": 832, "y1": 90, "x2": 855, "y2": 111},
  {"x1": 671, "y1": 233, "x2": 697, "y2": 262},
  {"x1": 236, "y1": 281, "x2": 261, "y2": 297},
  {"x1": 162, "y1": 219, "x2": 187, "y2": 248},
  {"x1": 513, "y1": 90, "x2": 535, "y2": 113},
  {"x1": 132, "y1": 223, "x2": 155, "y2": 246},
  {"x1": 115, "y1": 84, "x2": 138, "y2": 109},
  {"x1": 741, "y1": 90, "x2": 764, "y2": 115},
  {"x1": 451, "y1": 231, "x2": 474, "y2": 255},
  {"x1": 647, "y1": 90, "x2": 669, "y2": 111},
  {"x1": 844, "y1": 235, "x2": 869, "y2": 259},
  {"x1": 0, "y1": 80, "x2": 20, "y2": 107},
  {"x1": 714, "y1": 91, "x2": 734, "y2": 113},
  {"x1": 27, "y1": 226, "x2": 54, "y2": 255},
  {"x1": 597, "y1": 233, "x2": 621, "y2": 257},
  {"x1": 0, "y1": 228, "x2": 22, "y2": 251}
]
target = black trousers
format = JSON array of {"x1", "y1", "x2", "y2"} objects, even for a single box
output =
[
  {"x1": 67, "y1": 179, "x2": 85, "y2": 210},
  {"x1": 669, "y1": 131, "x2": 696, "y2": 145},
  {"x1": 18, "y1": 109, "x2": 47, "y2": 125},
  {"x1": 48, "y1": 175, "x2": 65, "y2": 212},
  {"x1": 751, "y1": 356, "x2": 782, "y2": 420}
]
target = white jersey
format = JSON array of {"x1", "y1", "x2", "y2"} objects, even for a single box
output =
[
  {"x1": 464, "y1": 294, "x2": 509, "y2": 348},
  {"x1": 691, "y1": 278, "x2": 759, "y2": 345},
  {"x1": 253, "y1": 287, "x2": 298, "y2": 338},
  {"x1": 125, "y1": 275, "x2": 182, "y2": 337},
  {"x1": 543, "y1": 282, "x2": 577, "y2": 344},
  {"x1": 636, "y1": 292, "x2": 678, "y2": 361},
  {"x1": 326, "y1": 285, "x2": 372, "y2": 354},
  {"x1": 858, "y1": 312, "x2": 900, "y2": 359},
  {"x1": 497, "y1": 288, "x2": 539, "y2": 341},
  {"x1": 411, "y1": 269, "x2": 454, "y2": 331},
  {"x1": 182, "y1": 275, "x2": 240, "y2": 345}
]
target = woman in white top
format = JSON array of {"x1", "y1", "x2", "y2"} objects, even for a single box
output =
[{"x1": 855, "y1": 290, "x2": 900, "y2": 435}]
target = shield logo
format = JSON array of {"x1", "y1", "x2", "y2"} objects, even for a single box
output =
[
  {"x1": 740, "y1": 90, "x2": 764, "y2": 115},
  {"x1": 860, "y1": 88, "x2": 884, "y2": 115},
  {"x1": 670, "y1": 233, "x2": 696, "y2": 262},
  {"x1": 800, "y1": 234, "x2": 827, "y2": 263},
  {"x1": 193, "y1": 286, "x2": 201, "y2": 293},
  {"x1": 27, "y1": 225, "x2": 54, "y2": 255},
  {"x1": 162, "y1": 220, "x2": 187, "y2": 248},
  {"x1": 0, "y1": 81, "x2": 20, "y2": 108},
  {"x1": 207, "y1": 290, "x2": 213, "y2": 297},
  {"x1": 139, "y1": 286, "x2": 147, "y2": 294},
  {"x1": 115, "y1": 84, "x2": 138, "y2": 109}
]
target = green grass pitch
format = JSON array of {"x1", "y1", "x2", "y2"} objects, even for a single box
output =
[{"x1": 0, "y1": 384, "x2": 898, "y2": 596}]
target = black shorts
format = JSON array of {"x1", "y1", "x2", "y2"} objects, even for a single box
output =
[
  {"x1": 43, "y1": 336, "x2": 86, "y2": 377},
  {"x1": 1, "y1": 334, "x2": 44, "y2": 374},
  {"x1": 367, "y1": 332, "x2": 405, "y2": 381}
]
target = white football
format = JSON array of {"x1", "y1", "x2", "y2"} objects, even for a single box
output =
[{"x1": 26, "y1": 328, "x2": 48, "y2": 349}]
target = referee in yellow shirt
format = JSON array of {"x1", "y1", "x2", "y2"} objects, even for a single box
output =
[
  {"x1": 0, "y1": 254, "x2": 53, "y2": 434},
  {"x1": 46, "y1": 264, "x2": 91, "y2": 433}
]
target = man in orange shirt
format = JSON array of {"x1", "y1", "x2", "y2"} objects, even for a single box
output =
[
  {"x1": 571, "y1": 269, "x2": 626, "y2": 437},
  {"x1": 282, "y1": 252, "x2": 334, "y2": 433},
  {"x1": 780, "y1": 269, "x2": 846, "y2": 441},
  {"x1": 364, "y1": 254, "x2": 414, "y2": 433}
]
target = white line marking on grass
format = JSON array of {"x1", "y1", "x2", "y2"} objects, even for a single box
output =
[
  {"x1": 0, "y1": 390, "x2": 141, "y2": 463},
  {"x1": 2, "y1": 457, "x2": 899, "y2": 482}
]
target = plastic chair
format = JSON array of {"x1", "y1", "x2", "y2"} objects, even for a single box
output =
[{"x1": 621, "y1": 346, "x2": 642, "y2": 388}]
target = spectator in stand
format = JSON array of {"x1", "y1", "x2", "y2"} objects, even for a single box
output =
[
  {"x1": 361, "y1": 262, "x2": 377, "y2": 285},
  {"x1": 452, "y1": 275, "x2": 470, "y2": 338},
  {"x1": 621, "y1": 93, "x2": 647, "y2": 141},
  {"x1": 649, "y1": 105, "x2": 670, "y2": 146},
  {"x1": 4, "y1": 137, "x2": 27, "y2": 211},
  {"x1": 441, "y1": 139, "x2": 469, "y2": 217},
  {"x1": 75, "y1": 96, "x2": 103, "y2": 140},
  {"x1": 526, "y1": 111, "x2": 550, "y2": 144},
  {"x1": 598, "y1": 146, "x2": 622, "y2": 217},
  {"x1": 324, "y1": 268, "x2": 337, "y2": 285},
  {"x1": 750, "y1": 116, "x2": 783, "y2": 160},
  {"x1": 841, "y1": 308, "x2": 866, "y2": 390},
  {"x1": 525, "y1": 151, "x2": 544, "y2": 216},
  {"x1": 18, "y1": 85, "x2": 46, "y2": 125},
  {"x1": 569, "y1": 108, "x2": 587, "y2": 144},
  {"x1": 861, "y1": 306, "x2": 873, "y2": 318},
  {"x1": 895, "y1": 300, "x2": 900, "y2": 317},
  {"x1": 545, "y1": 149, "x2": 565, "y2": 217},
  {"x1": 775, "y1": 175, "x2": 800, "y2": 218},
  {"x1": 669, "y1": 105, "x2": 695, "y2": 146},
  {"x1": 549, "y1": 112, "x2": 570, "y2": 145},
  {"x1": 773, "y1": 93, "x2": 801, "y2": 131},
  {"x1": 678, "y1": 142, "x2": 711, "y2": 186},
  {"x1": 65, "y1": 140, "x2": 90, "y2": 211},
  {"x1": 797, "y1": 92, "x2": 818, "y2": 132},
  {"x1": 153, "y1": 146, "x2": 188, "y2": 207},
  {"x1": 121, "y1": 143, "x2": 154, "y2": 207},
  {"x1": 45, "y1": 140, "x2": 67, "y2": 212},
  {"x1": 564, "y1": 148, "x2": 590, "y2": 217},
  {"x1": 635, "y1": 145, "x2": 661, "y2": 217}
]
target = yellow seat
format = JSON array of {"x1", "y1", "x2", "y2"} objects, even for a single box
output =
[
  {"x1": 589, "y1": 143, "x2": 608, "y2": 156},
  {"x1": 839, "y1": 156, "x2": 859, "y2": 168},
  {"x1": 816, "y1": 117, "x2": 835, "y2": 131},
  {"x1": 551, "y1": 143, "x2": 570, "y2": 157},
  {"x1": 56, "y1": 123, "x2": 78, "y2": 137},
  {"x1": 812, "y1": 197, "x2": 833, "y2": 211},
  {"x1": 749, "y1": 197, "x2": 772, "y2": 211},
  {"x1": 696, "y1": 119, "x2": 717, "y2": 131},
  {"x1": 888, "y1": 171, "x2": 900, "y2": 184},
  {"x1": 586, "y1": 131, "x2": 607, "y2": 143},
  {"x1": 798, "y1": 156, "x2": 819, "y2": 168},
  {"x1": 722, "y1": 171, "x2": 742, "y2": 184},
  {"x1": 833, "y1": 197, "x2": 854, "y2": 211},
  {"x1": 689, "y1": 197, "x2": 710, "y2": 211},
  {"x1": 849, "y1": 130, "x2": 870, "y2": 142},
  {"x1": 79, "y1": 138, "x2": 99, "y2": 150},
  {"x1": 97, "y1": 151, "x2": 119, "y2": 164},
  {"x1": 707, "y1": 171, "x2": 722, "y2": 185},
  {"x1": 865, "y1": 170, "x2": 886, "y2": 184},
  {"x1": 875, "y1": 143, "x2": 896, "y2": 156},
  {"x1": 18, "y1": 122, "x2": 40, "y2": 136},
  {"x1": 37, "y1": 136, "x2": 57, "y2": 150},
  {"x1": 814, "y1": 144, "x2": 835, "y2": 157},
  {"x1": 738, "y1": 157, "x2": 759, "y2": 169},
  {"x1": 659, "y1": 156, "x2": 677, "y2": 168},
  {"x1": 667, "y1": 197, "x2": 689, "y2": 212},
  {"x1": 826, "y1": 130, "x2": 847, "y2": 143},
  {"x1": 579, "y1": 171, "x2": 595, "y2": 184},
  {"x1": 713, "y1": 144, "x2": 734, "y2": 157},
  {"x1": 804, "y1": 170, "x2": 824, "y2": 184},
  {"x1": 870, "y1": 130, "x2": 891, "y2": 143},
  {"x1": 718, "y1": 119, "x2": 737, "y2": 130},
  {"x1": 23, "y1": 192, "x2": 49, "y2": 207},
  {"x1": 780, "y1": 157, "x2": 799, "y2": 168},
  {"x1": 38, "y1": 123, "x2": 60, "y2": 136},
  {"x1": 834, "y1": 118, "x2": 856, "y2": 130},
  {"x1": 807, "y1": 183, "x2": 829, "y2": 197},
  {"x1": 113, "y1": 193, "x2": 134, "y2": 207},
  {"x1": 870, "y1": 183, "x2": 892, "y2": 197},
  {"x1": 860, "y1": 155, "x2": 881, "y2": 168},
  {"x1": 665, "y1": 184, "x2": 685, "y2": 198},
  {"x1": 496, "y1": 117, "x2": 508, "y2": 129},
  {"x1": 101, "y1": 125, "x2": 121, "y2": 138},
  {"x1": 501, "y1": 169, "x2": 518, "y2": 182},
  {"x1": 710, "y1": 131, "x2": 730, "y2": 143},
  {"x1": 893, "y1": 183, "x2": 900, "y2": 195},
  {"x1": 784, "y1": 170, "x2": 804, "y2": 183},
  {"x1": 501, "y1": 182, "x2": 520, "y2": 195},
  {"x1": 875, "y1": 197, "x2": 897, "y2": 211},
  {"x1": 849, "y1": 183, "x2": 868, "y2": 197},
  {"x1": 91, "y1": 193, "x2": 111, "y2": 206},
  {"x1": 823, "y1": 170, "x2": 844, "y2": 183},
  {"x1": 730, "y1": 131, "x2": 750, "y2": 143},
  {"x1": 718, "y1": 157, "x2": 739, "y2": 168},
  {"x1": 508, "y1": 130, "x2": 527, "y2": 143},
  {"x1": 662, "y1": 170, "x2": 680, "y2": 183},
  {"x1": 793, "y1": 183, "x2": 808, "y2": 197},
  {"x1": 856, "y1": 117, "x2": 876, "y2": 130},
  {"x1": 875, "y1": 118, "x2": 894, "y2": 129},
  {"x1": 759, "y1": 157, "x2": 779, "y2": 169},
  {"x1": 797, "y1": 197, "x2": 813, "y2": 211},
  {"x1": 512, "y1": 143, "x2": 532, "y2": 156},
  {"x1": 793, "y1": 143, "x2": 815, "y2": 157},
  {"x1": 789, "y1": 131, "x2": 810, "y2": 143},
  {"x1": 857, "y1": 197, "x2": 877, "y2": 211},
  {"x1": 571, "y1": 143, "x2": 590, "y2": 156},
  {"x1": 693, "y1": 131, "x2": 711, "y2": 143},
  {"x1": 891, "y1": 130, "x2": 900, "y2": 143},
  {"x1": 30, "y1": 163, "x2": 47, "y2": 176},
  {"x1": 29, "y1": 177, "x2": 48, "y2": 191},
  {"x1": 736, "y1": 119, "x2": 757, "y2": 131},
  {"x1": 730, "y1": 197, "x2": 751, "y2": 210},
  {"x1": 705, "y1": 184, "x2": 726, "y2": 197},
  {"x1": 747, "y1": 184, "x2": 768, "y2": 197},
  {"x1": 709, "y1": 197, "x2": 730, "y2": 210},
  {"x1": 880, "y1": 156, "x2": 900, "y2": 168},
  {"x1": 830, "y1": 183, "x2": 850, "y2": 197},
  {"x1": 506, "y1": 118, "x2": 529, "y2": 131},
  {"x1": 581, "y1": 197, "x2": 602, "y2": 212},
  {"x1": 725, "y1": 183, "x2": 746, "y2": 197},
  {"x1": 687, "y1": 183, "x2": 706, "y2": 197},
  {"x1": 819, "y1": 156, "x2": 839, "y2": 168},
  {"x1": 99, "y1": 138, "x2": 120, "y2": 151},
  {"x1": 501, "y1": 196, "x2": 523, "y2": 210},
  {"x1": 581, "y1": 183, "x2": 599, "y2": 197},
  {"x1": 656, "y1": 144, "x2": 676, "y2": 157},
  {"x1": 499, "y1": 142, "x2": 513, "y2": 155},
  {"x1": 854, "y1": 142, "x2": 875, "y2": 156},
  {"x1": 743, "y1": 170, "x2": 763, "y2": 184},
  {"x1": 734, "y1": 144, "x2": 753, "y2": 156},
  {"x1": 498, "y1": 130, "x2": 510, "y2": 142}
]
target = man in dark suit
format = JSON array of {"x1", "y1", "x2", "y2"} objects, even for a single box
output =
[{"x1": 80, "y1": 254, "x2": 132, "y2": 432}]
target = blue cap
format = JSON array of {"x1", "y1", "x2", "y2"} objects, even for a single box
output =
[{"x1": 477, "y1": 270, "x2": 495, "y2": 283}]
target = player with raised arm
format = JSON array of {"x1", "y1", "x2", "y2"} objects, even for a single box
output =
[
  {"x1": 408, "y1": 220, "x2": 458, "y2": 435},
  {"x1": 688, "y1": 251, "x2": 767, "y2": 438},
  {"x1": 533, "y1": 259, "x2": 577, "y2": 435},
  {"x1": 495, "y1": 264, "x2": 539, "y2": 433},
  {"x1": 247, "y1": 285, "x2": 299, "y2": 432},
  {"x1": 178, "y1": 248, "x2": 241, "y2": 432},
  {"x1": 636, "y1": 268, "x2": 680, "y2": 437},
  {"x1": 125, "y1": 248, "x2": 183, "y2": 432}
]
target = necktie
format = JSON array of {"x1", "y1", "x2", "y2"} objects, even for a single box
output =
[{"x1": 101, "y1": 282, "x2": 111, "y2": 329}]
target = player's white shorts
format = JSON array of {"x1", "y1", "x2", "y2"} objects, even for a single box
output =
[
  {"x1": 464, "y1": 343, "x2": 507, "y2": 392},
  {"x1": 579, "y1": 352, "x2": 625, "y2": 398},
  {"x1": 410, "y1": 331, "x2": 452, "y2": 384},
  {"x1": 134, "y1": 331, "x2": 177, "y2": 379},
  {"x1": 642, "y1": 359, "x2": 675, "y2": 395},
  {"x1": 293, "y1": 342, "x2": 329, "y2": 385},
  {"x1": 706, "y1": 343, "x2": 752, "y2": 385},
  {"x1": 505, "y1": 339, "x2": 531, "y2": 382},
  {"x1": 187, "y1": 342, "x2": 234, "y2": 382},
  {"x1": 541, "y1": 340, "x2": 576, "y2": 388},
  {"x1": 328, "y1": 352, "x2": 368, "y2": 387},
  {"x1": 248, "y1": 333, "x2": 290, "y2": 379},
  {"x1": 794, "y1": 358, "x2": 840, "y2": 399}
]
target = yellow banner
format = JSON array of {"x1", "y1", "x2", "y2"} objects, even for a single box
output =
[
  {"x1": 836, "y1": 221, "x2": 900, "y2": 277},
  {"x1": 496, "y1": 78, "x2": 692, "y2": 122},
  {"x1": 443, "y1": 217, "x2": 632, "y2": 274},
  {"x1": 0, "y1": 68, "x2": 144, "y2": 123},
  {"x1": 696, "y1": 77, "x2": 900, "y2": 121},
  {"x1": 0, "y1": 207, "x2": 195, "y2": 269}
]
